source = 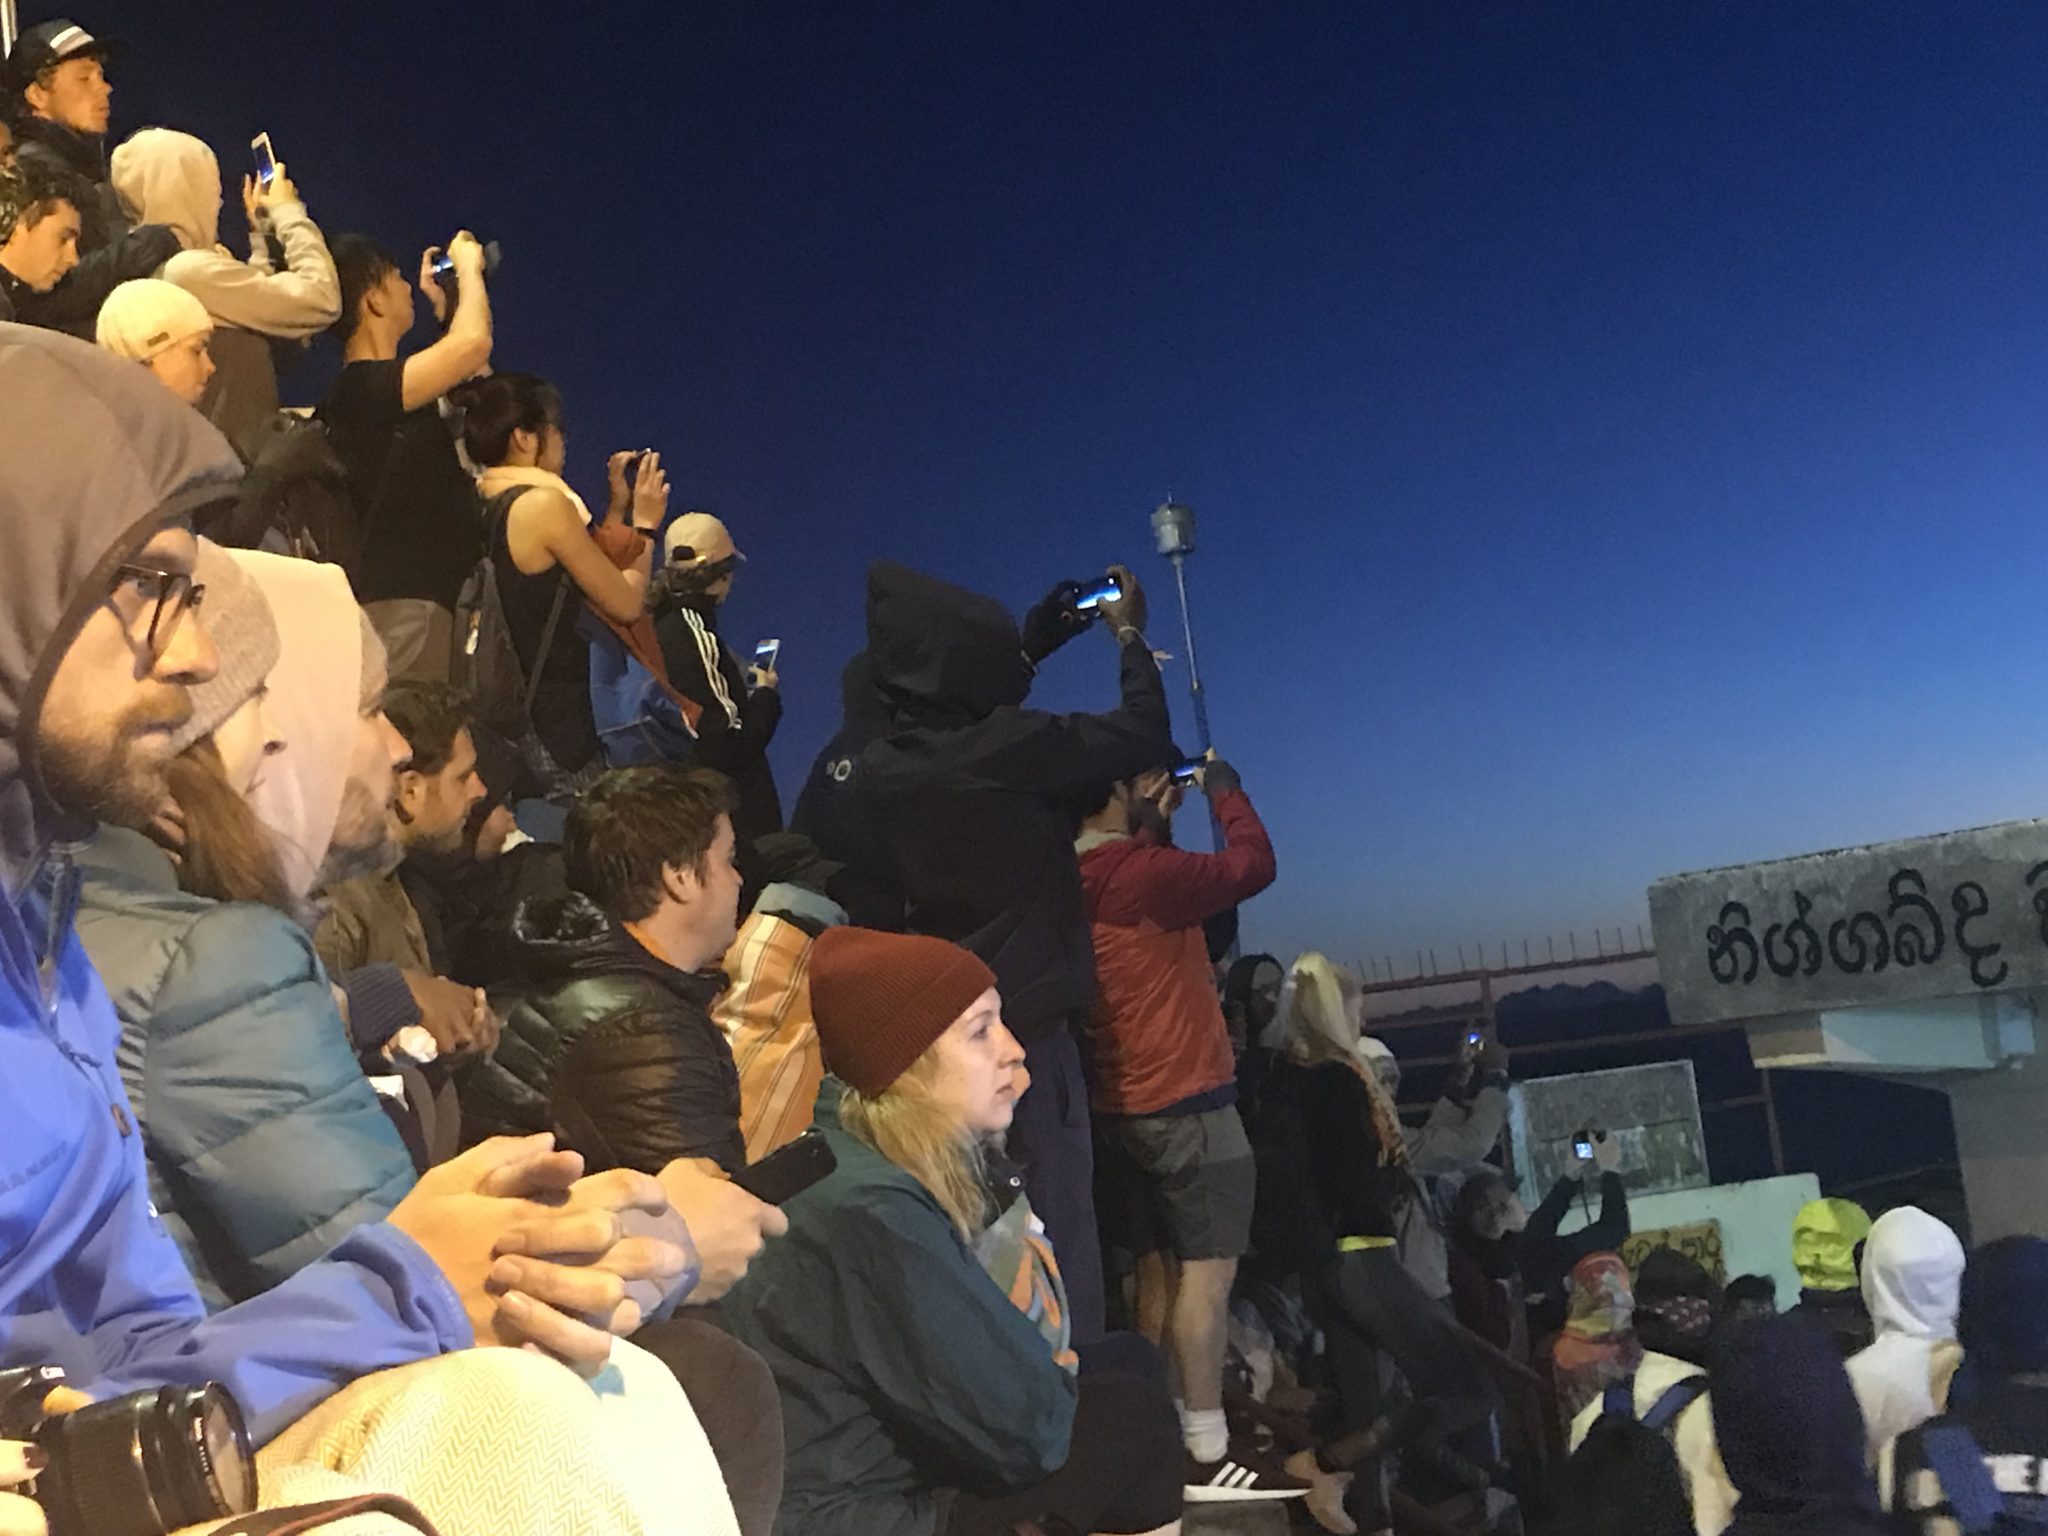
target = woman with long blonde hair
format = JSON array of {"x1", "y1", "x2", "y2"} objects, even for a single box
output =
[
  {"x1": 1264, "y1": 953, "x2": 1500, "y2": 1536},
  {"x1": 711, "y1": 926, "x2": 1184, "y2": 1536}
]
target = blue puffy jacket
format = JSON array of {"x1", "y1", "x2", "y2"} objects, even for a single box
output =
[
  {"x1": 0, "y1": 324, "x2": 470, "y2": 1450},
  {"x1": 74, "y1": 827, "x2": 417, "y2": 1308}
]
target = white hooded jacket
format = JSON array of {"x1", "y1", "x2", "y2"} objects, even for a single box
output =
[{"x1": 1845, "y1": 1205, "x2": 1965, "y2": 1461}]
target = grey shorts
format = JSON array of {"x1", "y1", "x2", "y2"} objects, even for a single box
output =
[{"x1": 1098, "y1": 1103, "x2": 1256, "y2": 1262}]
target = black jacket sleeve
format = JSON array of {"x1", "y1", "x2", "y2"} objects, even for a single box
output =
[
  {"x1": 1555, "y1": 1173, "x2": 1631, "y2": 1269},
  {"x1": 15, "y1": 224, "x2": 181, "y2": 334},
  {"x1": 555, "y1": 1012, "x2": 746, "y2": 1176},
  {"x1": 985, "y1": 634, "x2": 1172, "y2": 799}
]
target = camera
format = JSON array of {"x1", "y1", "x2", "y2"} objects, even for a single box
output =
[
  {"x1": 1168, "y1": 758, "x2": 1202, "y2": 787},
  {"x1": 0, "y1": 1365, "x2": 257, "y2": 1536}
]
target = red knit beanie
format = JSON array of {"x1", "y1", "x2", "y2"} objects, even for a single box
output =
[{"x1": 809, "y1": 927, "x2": 998, "y2": 1095}]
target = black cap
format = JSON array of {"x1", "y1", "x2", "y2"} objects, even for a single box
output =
[{"x1": 7, "y1": 20, "x2": 117, "y2": 93}]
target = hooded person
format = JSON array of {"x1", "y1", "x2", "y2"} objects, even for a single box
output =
[
  {"x1": 1551, "y1": 1252, "x2": 1645, "y2": 1430},
  {"x1": 72, "y1": 541, "x2": 419, "y2": 1306},
  {"x1": 1352, "y1": 1029, "x2": 1511, "y2": 1308},
  {"x1": 1633, "y1": 1248, "x2": 1724, "y2": 1369},
  {"x1": 0, "y1": 325, "x2": 723, "y2": 1531},
  {"x1": 1845, "y1": 1206, "x2": 1964, "y2": 1461},
  {"x1": 108, "y1": 127, "x2": 338, "y2": 451},
  {"x1": 1881, "y1": 1235, "x2": 2048, "y2": 1531},
  {"x1": 858, "y1": 558, "x2": 1171, "y2": 1345},
  {"x1": 708, "y1": 925, "x2": 1185, "y2": 1536},
  {"x1": 1789, "y1": 1197, "x2": 1876, "y2": 1358},
  {"x1": 1715, "y1": 1312, "x2": 1891, "y2": 1536},
  {"x1": 790, "y1": 650, "x2": 905, "y2": 930}
]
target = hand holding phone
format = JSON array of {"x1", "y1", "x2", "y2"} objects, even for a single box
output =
[
  {"x1": 731, "y1": 1129, "x2": 836, "y2": 1205},
  {"x1": 749, "y1": 638, "x2": 781, "y2": 691},
  {"x1": 250, "y1": 132, "x2": 277, "y2": 187},
  {"x1": 1074, "y1": 573, "x2": 1123, "y2": 613}
]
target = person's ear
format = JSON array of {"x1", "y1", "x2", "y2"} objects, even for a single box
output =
[
  {"x1": 661, "y1": 859, "x2": 703, "y2": 908},
  {"x1": 22, "y1": 79, "x2": 49, "y2": 119},
  {"x1": 395, "y1": 766, "x2": 427, "y2": 816}
]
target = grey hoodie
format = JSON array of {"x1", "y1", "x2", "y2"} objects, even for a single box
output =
[
  {"x1": 109, "y1": 129, "x2": 340, "y2": 452},
  {"x1": 0, "y1": 323, "x2": 242, "y2": 900}
]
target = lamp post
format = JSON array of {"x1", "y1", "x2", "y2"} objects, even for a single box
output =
[
  {"x1": 1150, "y1": 500, "x2": 1225, "y2": 856},
  {"x1": 1150, "y1": 500, "x2": 1211, "y2": 755}
]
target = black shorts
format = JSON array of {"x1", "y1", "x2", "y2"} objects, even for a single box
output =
[{"x1": 1098, "y1": 1103, "x2": 1256, "y2": 1262}]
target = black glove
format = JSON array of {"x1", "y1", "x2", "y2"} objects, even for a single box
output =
[
  {"x1": 1202, "y1": 757, "x2": 1243, "y2": 797},
  {"x1": 1021, "y1": 580, "x2": 1093, "y2": 665}
]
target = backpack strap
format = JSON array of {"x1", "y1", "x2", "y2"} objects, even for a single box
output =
[
  {"x1": 1918, "y1": 1421, "x2": 2013, "y2": 1533},
  {"x1": 484, "y1": 486, "x2": 572, "y2": 720},
  {"x1": 1601, "y1": 1376, "x2": 1636, "y2": 1422},
  {"x1": 1639, "y1": 1375, "x2": 1709, "y2": 1434}
]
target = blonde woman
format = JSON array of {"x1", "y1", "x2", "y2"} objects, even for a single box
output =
[
  {"x1": 710, "y1": 926, "x2": 1184, "y2": 1536},
  {"x1": 1263, "y1": 954, "x2": 1499, "y2": 1536}
]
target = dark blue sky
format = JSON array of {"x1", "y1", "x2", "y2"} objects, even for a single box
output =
[{"x1": 89, "y1": 1, "x2": 2048, "y2": 966}]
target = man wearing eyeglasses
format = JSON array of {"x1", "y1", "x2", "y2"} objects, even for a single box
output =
[{"x1": 0, "y1": 327, "x2": 733, "y2": 1525}]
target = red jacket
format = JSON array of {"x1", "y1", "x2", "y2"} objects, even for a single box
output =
[{"x1": 1077, "y1": 788, "x2": 1277, "y2": 1115}]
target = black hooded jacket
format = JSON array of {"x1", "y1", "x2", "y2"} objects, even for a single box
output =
[
  {"x1": 1716, "y1": 1313, "x2": 1892, "y2": 1536},
  {"x1": 790, "y1": 651, "x2": 904, "y2": 930},
  {"x1": 461, "y1": 891, "x2": 745, "y2": 1176},
  {"x1": 857, "y1": 561, "x2": 1171, "y2": 1038}
]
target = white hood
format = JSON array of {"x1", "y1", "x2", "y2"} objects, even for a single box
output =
[{"x1": 1863, "y1": 1205, "x2": 1964, "y2": 1341}]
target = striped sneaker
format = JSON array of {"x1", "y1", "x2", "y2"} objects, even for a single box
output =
[{"x1": 1183, "y1": 1447, "x2": 1312, "y2": 1503}]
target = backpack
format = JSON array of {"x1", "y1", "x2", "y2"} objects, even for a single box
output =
[
  {"x1": 214, "y1": 412, "x2": 362, "y2": 562},
  {"x1": 1602, "y1": 1373, "x2": 1709, "y2": 1434},
  {"x1": 587, "y1": 622, "x2": 699, "y2": 766},
  {"x1": 451, "y1": 488, "x2": 568, "y2": 743},
  {"x1": 1915, "y1": 1419, "x2": 2048, "y2": 1532}
]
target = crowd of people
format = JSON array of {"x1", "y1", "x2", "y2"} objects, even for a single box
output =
[{"x1": 1, "y1": 14, "x2": 2045, "y2": 1536}]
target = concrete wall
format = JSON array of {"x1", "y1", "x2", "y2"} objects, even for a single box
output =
[
  {"x1": 1549, "y1": 1172, "x2": 1822, "y2": 1307},
  {"x1": 1649, "y1": 819, "x2": 2048, "y2": 1026}
]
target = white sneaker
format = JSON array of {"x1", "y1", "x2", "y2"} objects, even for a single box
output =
[{"x1": 1183, "y1": 1447, "x2": 1311, "y2": 1503}]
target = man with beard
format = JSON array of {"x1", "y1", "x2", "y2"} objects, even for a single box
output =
[
  {"x1": 317, "y1": 679, "x2": 499, "y2": 1061},
  {"x1": 0, "y1": 325, "x2": 749, "y2": 1533}
]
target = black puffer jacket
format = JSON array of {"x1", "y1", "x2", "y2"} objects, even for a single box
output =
[
  {"x1": 461, "y1": 891, "x2": 745, "y2": 1175},
  {"x1": 857, "y1": 561, "x2": 1171, "y2": 1039},
  {"x1": 11, "y1": 118, "x2": 180, "y2": 338}
]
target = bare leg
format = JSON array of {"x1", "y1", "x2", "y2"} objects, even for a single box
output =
[{"x1": 1169, "y1": 1256, "x2": 1236, "y2": 1415}]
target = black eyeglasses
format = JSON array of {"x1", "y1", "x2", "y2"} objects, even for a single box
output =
[{"x1": 109, "y1": 563, "x2": 206, "y2": 660}]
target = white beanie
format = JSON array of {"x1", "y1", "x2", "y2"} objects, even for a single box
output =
[{"x1": 96, "y1": 278, "x2": 213, "y2": 362}]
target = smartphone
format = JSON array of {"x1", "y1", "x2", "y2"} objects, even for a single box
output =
[
  {"x1": 250, "y1": 132, "x2": 277, "y2": 187},
  {"x1": 430, "y1": 239, "x2": 503, "y2": 280},
  {"x1": 732, "y1": 1129, "x2": 837, "y2": 1205},
  {"x1": 1466, "y1": 1030, "x2": 1483, "y2": 1047},
  {"x1": 752, "y1": 638, "x2": 781, "y2": 675},
  {"x1": 1074, "y1": 574, "x2": 1123, "y2": 612},
  {"x1": 1169, "y1": 758, "x2": 1202, "y2": 787},
  {"x1": 1573, "y1": 1132, "x2": 1594, "y2": 1160}
]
